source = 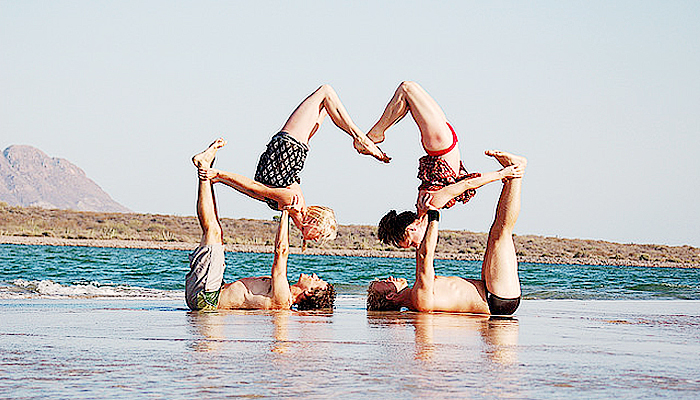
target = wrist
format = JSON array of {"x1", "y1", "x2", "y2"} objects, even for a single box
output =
[{"x1": 427, "y1": 209, "x2": 440, "y2": 222}]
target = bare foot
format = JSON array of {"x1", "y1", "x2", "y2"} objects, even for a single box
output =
[
  {"x1": 354, "y1": 135, "x2": 391, "y2": 163},
  {"x1": 192, "y1": 138, "x2": 227, "y2": 168},
  {"x1": 367, "y1": 128, "x2": 385, "y2": 144},
  {"x1": 485, "y1": 150, "x2": 527, "y2": 168}
]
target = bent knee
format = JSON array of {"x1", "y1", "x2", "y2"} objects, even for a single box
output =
[
  {"x1": 202, "y1": 226, "x2": 223, "y2": 245},
  {"x1": 488, "y1": 220, "x2": 515, "y2": 240},
  {"x1": 317, "y1": 83, "x2": 336, "y2": 96},
  {"x1": 399, "y1": 80, "x2": 421, "y2": 94}
]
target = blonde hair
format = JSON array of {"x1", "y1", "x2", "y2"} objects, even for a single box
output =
[{"x1": 301, "y1": 205, "x2": 337, "y2": 251}]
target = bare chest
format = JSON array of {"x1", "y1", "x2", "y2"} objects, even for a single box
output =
[
  {"x1": 431, "y1": 276, "x2": 489, "y2": 314},
  {"x1": 218, "y1": 277, "x2": 275, "y2": 310}
]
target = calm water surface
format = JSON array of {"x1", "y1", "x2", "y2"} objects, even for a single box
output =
[{"x1": 1, "y1": 243, "x2": 699, "y2": 300}]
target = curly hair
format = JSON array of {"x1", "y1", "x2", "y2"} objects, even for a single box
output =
[
  {"x1": 301, "y1": 205, "x2": 338, "y2": 251},
  {"x1": 377, "y1": 210, "x2": 418, "y2": 247},
  {"x1": 296, "y1": 283, "x2": 337, "y2": 310},
  {"x1": 366, "y1": 280, "x2": 402, "y2": 311}
]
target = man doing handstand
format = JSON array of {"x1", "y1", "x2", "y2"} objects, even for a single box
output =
[
  {"x1": 367, "y1": 150, "x2": 526, "y2": 315},
  {"x1": 186, "y1": 140, "x2": 336, "y2": 311}
]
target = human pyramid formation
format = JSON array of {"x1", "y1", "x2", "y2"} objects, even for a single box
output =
[{"x1": 186, "y1": 82, "x2": 527, "y2": 316}]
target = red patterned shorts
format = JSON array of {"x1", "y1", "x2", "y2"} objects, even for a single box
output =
[{"x1": 418, "y1": 155, "x2": 481, "y2": 209}]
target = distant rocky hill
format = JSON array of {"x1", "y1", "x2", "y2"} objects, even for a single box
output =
[{"x1": 0, "y1": 145, "x2": 130, "y2": 213}]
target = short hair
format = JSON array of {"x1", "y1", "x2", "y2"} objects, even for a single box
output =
[
  {"x1": 296, "y1": 283, "x2": 337, "y2": 310},
  {"x1": 302, "y1": 205, "x2": 338, "y2": 251},
  {"x1": 366, "y1": 280, "x2": 401, "y2": 311},
  {"x1": 377, "y1": 210, "x2": 418, "y2": 247}
]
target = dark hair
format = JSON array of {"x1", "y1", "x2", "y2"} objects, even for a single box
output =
[
  {"x1": 377, "y1": 210, "x2": 418, "y2": 247},
  {"x1": 296, "y1": 283, "x2": 337, "y2": 310},
  {"x1": 366, "y1": 281, "x2": 401, "y2": 311}
]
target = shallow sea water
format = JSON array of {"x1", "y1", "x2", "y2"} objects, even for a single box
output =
[
  {"x1": 2, "y1": 244, "x2": 700, "y2": 398},
  {"x1": 2, "y1": 298, "x2": 699, "y2": 399}
]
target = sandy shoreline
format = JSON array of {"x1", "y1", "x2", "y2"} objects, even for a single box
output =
[{"x1": 2, "y1": 234, "x2": 697, "y2": 268}]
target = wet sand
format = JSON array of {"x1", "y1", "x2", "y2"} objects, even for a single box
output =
[{"x1": 1, "y1": 298, "x2": 699, "y2": 399}]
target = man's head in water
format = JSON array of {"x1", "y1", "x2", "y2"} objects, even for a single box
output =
[
  {"x1": 366, "y1": 277, "x2": 409, "y2": 311},
  {"x1": 292, "y1": 273, "x2": 336, "y2": 310},
  {"x1": 377, "y1": 210, "x2": 426, "y2": 249}
]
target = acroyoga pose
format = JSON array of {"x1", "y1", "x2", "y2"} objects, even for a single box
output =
[
  {"x1": 198, "y1": 84, "x2": 389, "y2": 247},
  {"x1": 367, "y1": 150, "x2": 527, "y2": 315},
  {"x1": 368, "y1": 81, "x2": 523, "y2": 248},
  {"x1": 186, "y1": 139, "x2": 336, "y2": 311}
]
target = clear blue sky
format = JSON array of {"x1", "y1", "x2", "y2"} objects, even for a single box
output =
[{"x1": 2, "y1": 1, "x2": 699, "y2": 247}]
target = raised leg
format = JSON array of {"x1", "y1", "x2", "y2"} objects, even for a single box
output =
[
  {"x1": 192, "y1": 138, "x2": 227, "y2": 169},
  {"x1": 367, "y1": 81, "x2": 454, "y2": 156},
  {"x1": 196, "y1": 178, "x2": 223, "y2": 246},
  {"x1": 281, "y1": 84, "x2": 389, "y2": 162},
  {"x1": 485, "y1": 150, "x2": 527, "y2": 168},
  {"x1": 193, "y1": 140, "x2": 227, "y2": 246},
  {"x1": 480, "y1": 154, "x2": 526, "y2": 298}
]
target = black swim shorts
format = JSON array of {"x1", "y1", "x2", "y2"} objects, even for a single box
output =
[
  {"x1": 255, "y1": 132, "x2": 309, "y2": 187},
  {"x1": 485, "y1": 289, "x2": 521, "y2": 316}
]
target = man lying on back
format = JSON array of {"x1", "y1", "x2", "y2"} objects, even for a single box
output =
[
  {"x1": 186, "y1": 139, "x2": 335, "y2": 311},
  {"x1": 368, "y1": 150, "x2": 526, "y2": 315}
]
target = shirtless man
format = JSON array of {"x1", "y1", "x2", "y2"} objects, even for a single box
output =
[
  {"x1": 368, "y1": 81, "x2": 523, "y2": 248},
  {"x1": 186, "y1": 140, "x2": 336, "y2": 311},
  {"x1": 367, "y1": 150, "x2": 526, "y2": 315},
  {"x1": 199, "y1": 84, "x2": 389, "y2": 247}
]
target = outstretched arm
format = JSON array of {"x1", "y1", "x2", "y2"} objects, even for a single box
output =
[
  {"x1": 201, "y1": 168, "x2": 299, "y2": 209},
  {"x1": 413, "y1": 212, "x2": 440, "y2": 312},
  {"x1": 419, "y1": 164, "x2": 524, "y2": 211},
  {"x1": 270, "y1": 210, "x2": 292, "y2": 308}
]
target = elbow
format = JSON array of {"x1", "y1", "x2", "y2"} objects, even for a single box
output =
[
  {"x1": 275, "y1": 242, "x2": 290, "y2": 257},
  {"x1": 417, "y1": 244, "x2": 434, "y2": 262}
]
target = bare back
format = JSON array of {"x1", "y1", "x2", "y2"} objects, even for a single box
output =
[{"x1": 218, "y1": 277, "x2": 291, "y2": 310}]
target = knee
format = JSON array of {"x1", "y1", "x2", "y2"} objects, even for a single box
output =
[
  {"x1": 399, "y1": 81, "x2": 421, "y2": 94},
  {"x1": 317, "y1": 84, "x2": 335, "y2": 97},
  {"x1": 488, "y1": 220, "x2": 514, "y2": 241},
  {"x1": 203, "y1": 223, "x2": 223, "y2": 243}
]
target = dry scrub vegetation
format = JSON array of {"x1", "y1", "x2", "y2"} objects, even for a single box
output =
[{"x1": 1, "y1": 203, "x2": 698, "y2": 267}]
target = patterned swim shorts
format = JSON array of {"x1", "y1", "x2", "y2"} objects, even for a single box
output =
[
  {"x1": 255, "y1": 132, "x2": 309, "y2": 188},
  {"x1": 185, "y1": 244, "x2": 226, "y2": 311},
  {"x1": 418, "y1": 155, "x2": 481, "y2": 209},
  {"x1": 254, "y1": 132, "x2": 310, "y2": 210}
]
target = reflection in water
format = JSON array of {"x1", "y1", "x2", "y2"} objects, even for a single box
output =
[
  {"x1": 186, "y1": 311, "x2": 226, "y2": 353},
  {"x1": 271, "y1": 310, "x2": 291, "y2": 354},
  {"x1": 481, "y1": 316, "x2": 519, "y2": 365},
  {"x1": 186, "y1": 309, "x2": 333, "y2": 357},
  {"x1": 366, "y1": 311, "x2": 519, "y2": 364}
]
